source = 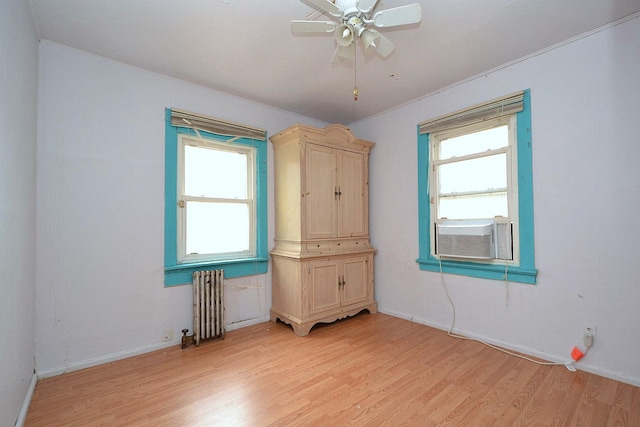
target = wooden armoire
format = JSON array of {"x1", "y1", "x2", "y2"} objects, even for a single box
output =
[{"x1": 269, "y1": 123, "x2": 377, "y2": 336}]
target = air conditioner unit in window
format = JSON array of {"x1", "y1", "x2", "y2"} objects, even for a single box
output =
[{"x1": 436, "y1": 219, "x2": 512, "y2": 260}]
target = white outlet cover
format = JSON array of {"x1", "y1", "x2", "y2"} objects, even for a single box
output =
[{"x1": 583, "y1": 323, "x2": 597, "y2": 341}]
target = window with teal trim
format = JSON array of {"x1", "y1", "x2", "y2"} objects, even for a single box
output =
[
  {"x1": 417, "y1": 90, "x2": 538, "y2": 284},
  {"x1": 164, "y1": 109, "x2": 268, "y2": 286}
]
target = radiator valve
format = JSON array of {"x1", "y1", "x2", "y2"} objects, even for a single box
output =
[{"x1": 181, "y1": 328, "x2": 195, "y2": 349}]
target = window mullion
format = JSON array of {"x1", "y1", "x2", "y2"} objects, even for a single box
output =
[
  {"x1": 440, "y1": 188, "x2": 508, "y2": 198},
  {"x1": 183, "y1": 195, "x2": 251, "y2": 204},
  {"x1": 435, "y1": 146, "x2": 508, "y2": 165}
]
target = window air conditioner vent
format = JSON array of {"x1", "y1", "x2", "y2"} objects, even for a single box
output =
[{"x1": 436, "y1": 219, "x2": 512, "y2": 260}]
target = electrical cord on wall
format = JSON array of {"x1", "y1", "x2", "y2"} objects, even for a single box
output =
[
  {"x1": 437, "y1": 257, "x2": 576, "y2": 370},
  {"x1": 503, "y1": 257, "x2": 510, "y2": 307},
  {"x1": 256, "y1": 279, "x2": 264, "y2": 321}
]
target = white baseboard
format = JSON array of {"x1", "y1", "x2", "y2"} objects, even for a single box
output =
[
  {"x1": 225, "y1": 314, "x2": 271, "y2": 332},
  {"x1": 37, "y1": 316, "x2": 272, "y2": 379},
  {"x1": 37, "y1": 339, "x2": 180, "y2": 379},
  {"x1": 15, "y1": 373, "x2": 37, "y2": 427},
  {"x1": 35, "y1": 311, "x2": 639, "y2": 388},
  {"x1": 378, "y1": 308, "x2": 640, "y2": 388}
]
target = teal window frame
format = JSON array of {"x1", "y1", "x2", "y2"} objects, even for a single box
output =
[
  {"x1": 416, "y1": 90, "x2": 537, "y2": 284},
  {"x1": 164, "y1": 109, "x2": 268, "y2": 286}
]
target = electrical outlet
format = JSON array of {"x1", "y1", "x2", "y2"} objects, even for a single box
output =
[
  {"x1": 163, "y1": 329, "x2": 174, "y2": 342},
  {"x1": 583, "y1": 323, "x2": 597, "y2": 342}
]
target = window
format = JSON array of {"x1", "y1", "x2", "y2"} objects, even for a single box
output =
[
  {"x1": 431, "y1": 116, "x2": 517, "y2": 261},
  {"x1": 417, "y1": 90, "x2": 537, "y2": 284},
  {"x1": 179, "y1": 136, "x2": 255, "y2": 262},
  {"x1": 164, "y1": 109, "x2": 268, "y2": 286}
]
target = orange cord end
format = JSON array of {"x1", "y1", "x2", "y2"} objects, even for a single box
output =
[{"x1": 571, "y1": 346, "x2": 584, "y2": 361}]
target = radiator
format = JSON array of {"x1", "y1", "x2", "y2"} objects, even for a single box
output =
[{"x1": 192, "y1": 269, "x2": 225, "y2": 346}]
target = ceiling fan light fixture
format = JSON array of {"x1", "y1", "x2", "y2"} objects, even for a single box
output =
[
  {"x1": 294, "y1": 0, "x2": 422, "y2": 61},
  {"x1": 335, "y1": 23, "x2": 355, "y2": 47},
  {"x1": 360, "y1": 28, "x2": 381, "y2": 52}
]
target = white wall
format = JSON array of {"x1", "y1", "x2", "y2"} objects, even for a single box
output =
[
  {"x1": 35, "y1": 42, "x2": 326, "y2": 376},
  {"x1": 31, "y1": 11, "x2": 640, "y2": 388},
  {"x1": 350, "y1": 15, "x2": 640, "y2": 386},
  {"x1": 0, "y1": 0, "x2": 39, "y2": 425}
]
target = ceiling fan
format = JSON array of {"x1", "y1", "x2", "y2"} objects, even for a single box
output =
[{"x1": 292, "y1": 0, "x2": 422, "y2": 63}]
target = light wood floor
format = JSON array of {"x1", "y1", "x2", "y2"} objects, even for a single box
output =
[{"x1": 26, "y1": 313, "x2": 639, "y2": 426}]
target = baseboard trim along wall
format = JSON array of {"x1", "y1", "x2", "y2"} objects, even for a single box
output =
[
  {"x1": 15, "y1": 373, "x2": 37, "y2": 427},
  {"x1": 36, "y1": 314, "x2": 271, "y2": 380},
  {"x1": 378, "y1": 308, "x2": 640, "y2": 388},
  {"x1": 225, "y1": 314, "x2": 271, "y2": 332},
  {"x1": 37, "y1": 340, "x2": 180, "y2": 379},
  {"x1": 35, "y1": 311, "x2": 638, "y2": 391}
]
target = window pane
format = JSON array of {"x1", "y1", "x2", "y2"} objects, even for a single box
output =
[
  {"x1": 439, "y1": 193, "x2": 508, "y2": 219},
  {"x1": 185, "y1": 202, "x2": 250, "y2": 255},
  {"x1": 439, "y1": 153, "x2": 506, "y2": 194},
  {"x1": 440, "y1": 125, "x2": 508, "y2": 159},
  {"x1": 184, "y1": 145, "x2": 248, "y2": 199}
]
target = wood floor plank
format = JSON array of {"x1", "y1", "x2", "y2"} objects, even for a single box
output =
[
  {"x1": 493, "y1": 363, "x2": 550, "y2": 426},
  {"x1": 546, "y1": 373, "x2": 587, "y2": 427},
  {"x1": 25, "y1": 313, "x2": 640, "y2": 426},
  {"x1": 511, "y1": 368, "x2": 560, "y2": 426}
]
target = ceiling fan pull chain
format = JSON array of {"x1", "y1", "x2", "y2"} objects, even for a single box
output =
[{"x1": 353, "y1": 45, "x2": 358, "y2": 101}]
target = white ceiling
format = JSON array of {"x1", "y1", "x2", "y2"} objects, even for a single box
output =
[{"x1": 29, "y1": 0, "x2": 640, "y2": 124}]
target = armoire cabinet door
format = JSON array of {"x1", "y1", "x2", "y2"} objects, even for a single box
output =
[
  {"x1": 305, "y1": 144, "x2": 366, "y2": 239},
  {"x1": 305, "y1": 144, "x2": 337, "y2": 239},
  {"x1": 338, "y1": 151, "x2": 366, "y2": 237},
  {"x1": 306, "y1": 255, "x2": 370, "y2": 316},
  {"x1": 341, "y1": 255, "x2": 369, "y2": 306},
  {"x1": 307, "y1": 260, "x2": 341, "y2": 316}
]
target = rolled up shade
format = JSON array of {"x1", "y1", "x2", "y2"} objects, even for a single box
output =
[
  {"x1": 170, "y1": 108, "x2": 267, "y2": 141},
  {"x1": 419, "y1": 91, "x2": 524, "y2": 135}
]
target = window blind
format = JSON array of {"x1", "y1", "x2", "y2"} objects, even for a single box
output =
[
  {"x1": 419, "y1": 91, "x2": 524, "y2": 135},
  {"x1": 170, "y1": 108, "x2": 267, "y2": 141}
]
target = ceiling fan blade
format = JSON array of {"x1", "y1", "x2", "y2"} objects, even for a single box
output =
[
  {"x1": 372, "y1": 3, "x2": 422, "y2": 28},
  {"x1": 304, "y1": 0, "x2": 343, "y2": 18},
  {"x1": 356, "y1": 0, "x2": 379, "y2": 14},
  {"x1": 291, "y1": 20, "x2": 337, "y2": 33},
  {"x1": 375, "y1": 32, "x2": 396, "y2": 57}
]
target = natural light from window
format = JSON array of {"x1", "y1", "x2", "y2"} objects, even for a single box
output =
[
  {"x1": 436, "y1": 125, "x2": 509, "y2": 220},
  {"x1": 183, "y1": 144, "x2": 252, "y2": 256}
]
